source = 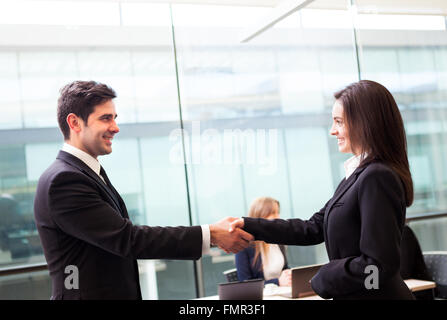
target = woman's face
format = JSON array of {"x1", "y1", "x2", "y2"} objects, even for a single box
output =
[
  {"x1": 330, "y1": 100, "x2": 354, "y2": 154},
  {"x1": 266, "y1": 202, "x2": 280, "y2": 220}
]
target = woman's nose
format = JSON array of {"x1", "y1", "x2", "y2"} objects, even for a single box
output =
[{"x1": 330, "y1": 124, "x2": 337, "y2": 136}]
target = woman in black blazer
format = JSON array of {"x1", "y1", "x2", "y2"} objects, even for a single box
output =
[
  {"x1": 235, "y1": 197, "x2": 291, "y2": 286},
  {"x1": 230, "y1": 80, "x2": 415, "y2": 300}
]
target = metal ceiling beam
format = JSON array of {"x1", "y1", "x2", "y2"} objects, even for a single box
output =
[{"x1": 240, "y1": 0, "x2": 315, "y2": 43}]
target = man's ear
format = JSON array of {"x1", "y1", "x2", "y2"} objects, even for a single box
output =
[{"x1": 66, "y1": 113, "x2": 82, "y2": 134}]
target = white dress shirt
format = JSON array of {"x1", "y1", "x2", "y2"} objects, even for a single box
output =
[
  {"x1": 61, "y1": 143, "x2": 210, "y2": 255},
  {"x1": 261, "y1": 244, "x2": 285, "y2": 281},
  {"x1": 343, "y1": 153, "x2": 364, "y2": 179}
]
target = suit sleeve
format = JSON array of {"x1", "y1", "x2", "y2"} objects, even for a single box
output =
[
  {"x1": 235, "y1": 249, "x2": 254, "y2": 282},
  {"x1": 265, "y1": 278, "x2": 280, "y2": 285},
  {"x1": 48, "y1": 171, "x2": 202, "y2": 260},
  {"x1": 243, "y1": 200, "x2": 329, "y2": 246},
  {"x1": 236, "y1": 247, "x2": 281, "y2": 285},
  {"x1": 310, "y1": 168, "x2": 405, "y2": 298}
]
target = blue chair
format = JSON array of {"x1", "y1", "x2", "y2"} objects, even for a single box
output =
[{"x1": 423, "y1": 251, "x2": 447, "y2": 299}]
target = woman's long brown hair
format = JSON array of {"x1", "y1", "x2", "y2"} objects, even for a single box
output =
[
  {"x1": 334, "y1": 80, "x2": 413, "y2": 206},
  {"x1": 248, "y1": 197, "x2": 280, "y2": 269}
]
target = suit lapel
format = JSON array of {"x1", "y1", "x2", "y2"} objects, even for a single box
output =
[
  {"x1": 323, "y1": 165, "x2": 368, "y2": 250},
  {"x1": 104, "y1": 179, "x2": 128, "y2": 219},
  {"x1": 56, "y1": 151, "x2": 124, "y2": 215}
]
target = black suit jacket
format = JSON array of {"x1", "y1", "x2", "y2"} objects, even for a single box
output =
[
  {"x1": 243, "y1": 162, "x2": 414, "y2": 300},
  {"x1": 34, "y1": 151, "x2": 202, "y2": 299}
]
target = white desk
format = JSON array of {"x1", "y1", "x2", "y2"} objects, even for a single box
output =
[
  {"x1": 404, "y1": 279, "x2": 436, "y2": 292},
  {"x1": 198, "y1": 279, "x2": 436, "y2": 300},
  {"x1": 196, "y1": 285, "x2": 324, "y2": 300}
]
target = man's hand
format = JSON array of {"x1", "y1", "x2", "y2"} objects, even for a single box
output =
[
  {"x1": 210, "y1": 217, "x2": 253, "y2": 254},
  {"x1": 228, "y1": 218, "x2": 244, "y2": 232}
]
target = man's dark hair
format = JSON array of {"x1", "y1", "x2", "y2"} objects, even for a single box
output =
[{"x1": 57, "y1": 81, "x2": 116, "y2": 140}]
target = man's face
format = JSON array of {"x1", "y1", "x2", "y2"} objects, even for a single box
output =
[{"x1": 79, "y1": 100, "x2": 119, "y2": 159}]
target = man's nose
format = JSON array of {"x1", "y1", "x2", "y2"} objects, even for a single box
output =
[{"x1": 110, "y1": 120, "x2": 120, "y2": 133}]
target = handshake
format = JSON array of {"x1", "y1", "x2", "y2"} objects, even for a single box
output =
[{"x1": 209, "y1": 217, "x2": 250, "y2": 253}]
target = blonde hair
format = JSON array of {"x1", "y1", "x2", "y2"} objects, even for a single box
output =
[{"x1": 248, "y1": 197, "x2": 280, "y2": 270}]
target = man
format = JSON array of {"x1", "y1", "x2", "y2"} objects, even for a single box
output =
[{"x1": 34, "y1": 81, "x2": 253, "y2": 300}]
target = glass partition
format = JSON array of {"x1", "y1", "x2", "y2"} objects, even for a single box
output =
[
  {"x1": 171, "y1": 0, "x2": 359, "y2": 296},
  {"x1": 0, "y1": 1, "x2": 195, "y2": 300},
  {"x1": 353, "y1": 0, "x2": 447, "y2": 216}
]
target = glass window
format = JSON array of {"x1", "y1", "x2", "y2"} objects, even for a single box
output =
[
  {"x1": 172, "y1": 1, "x2": 355, "y2": 296},
  {"x1": 0, "y1": 53, "x2": 22, "y2": 129},
  {"x1": 354, "y1": 0, "x2": 447, "y2": 216},
  {"x1": 0, "y1": 2, "x2": 197, "y2": 300},
  {"x1": 1, "y1": 0, "x2": 446, "y2": 300}
]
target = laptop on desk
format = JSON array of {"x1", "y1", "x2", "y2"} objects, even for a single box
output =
[
  {"x1": 281, "y1": 263, "x2": 324, "y2": 298},
  {"x1": 218, "y1": 279, "x2": 264, "y2": 300}
]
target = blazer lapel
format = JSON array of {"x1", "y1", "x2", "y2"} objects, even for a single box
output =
[
  {"x1": 56, "y1": 151, "x2": 123, "y2": 214},
  {"x1": 104, "y1": 179, "x2": 128, "y2": 219},
  {"x1": 323, "y1": 165, "x2": 368, "y2": 251}
]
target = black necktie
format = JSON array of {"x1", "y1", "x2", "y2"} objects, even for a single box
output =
[
  {"x1": 100, "y1": 166, "x2": 113, "y2": 188},
  {"x1": 99, "y1": 166, "x2": 122, "y2": 212}
]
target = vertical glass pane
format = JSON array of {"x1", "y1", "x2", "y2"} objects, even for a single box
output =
[
  {"x1": 354, "y1": 0, "x2": 447, "y2": 216},
  {"x1": 0, "y1": 53, "x2": 22, "y2": 129},
  {"x1": 20, "y1": 51, "x2": 78, "y2": 128},
  {"x1": 0, "y1": 269, "x2": 51, "y2": 299},
  {"x1": 409, "y1": 217, "x2": 447, "y2": 252},
  {"x1": 0, "y1": 2, "x2": 196, "y2": 299},
  {"x1": 172, "y1": 0, "x2": 356, "y2": 296},
  {"x1": 0, "y1": 143, "x2": 43, "y2": 267}
]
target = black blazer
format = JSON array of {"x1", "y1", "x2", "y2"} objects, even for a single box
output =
[
  {"x1": 34, "y1": 151, "x2": 202, "y2": 299},
  {"x1": 235, "y1": 244, "x2": 288, "y2": 285},
  {"x1": 243, "y1": 162, "x2": 414, "y2": 300}
]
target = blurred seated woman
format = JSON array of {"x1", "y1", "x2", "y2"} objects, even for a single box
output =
[{"x1": 235, "y1": 197, "x2": 291, "y2": 286}]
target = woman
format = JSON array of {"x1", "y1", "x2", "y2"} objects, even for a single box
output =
[
  {"x1": 235, "y1": 197, "x2": 291, "y2": 286},
  {"x1": 230, "y1": 80, "x2": 415, "y2": 300}
]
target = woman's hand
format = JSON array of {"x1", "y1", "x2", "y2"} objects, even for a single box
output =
[
  {"x1": 228, "y1": 218, "x2": 245, "y2": 232},
  {"x1": 279, "y1": 269, "x2": 292, "y2": 287}
]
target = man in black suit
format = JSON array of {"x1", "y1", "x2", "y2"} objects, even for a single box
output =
[{"x1": 33, "y1": 81, "x2": 253, "y2": 300}]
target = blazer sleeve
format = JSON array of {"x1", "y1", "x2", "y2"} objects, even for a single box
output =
[
  {"x1": 235, "y1": 248, "x2": 281, "y2": 285},
  {"x1": 243, "y1": 200, "x2": 329, "y2": 246},
  {"x1": 235, "y1": 249, "x2": 255, "y2": 282},
  {"x1": 48, "y1": 171, "x2": 202, "y2": 260},
  {"x1": 265, "y1": 278, "x2": 280, "y2": 285},
  {"x1": 310, "y1": 167, "x2": 405, "y2": 298}
]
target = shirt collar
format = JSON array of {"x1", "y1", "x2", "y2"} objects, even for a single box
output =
[
  {"x1": 344, "y1": 153, "x2": 365, "y2": 179},
  {"x1": 62, "y1": 143, "x2": 101, "y2": 177}
]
